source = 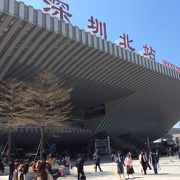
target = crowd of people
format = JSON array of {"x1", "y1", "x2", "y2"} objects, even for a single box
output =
[
  {"x1": 111, "y1": 148, "x2": 160, "y2": 179},
  {"x1": 0, "y1": 153, "x2": 72, "y2": 180},
  {"x1": 72, "y1": 148, "x2": 161, "y2": 180},
  {"x1": 0, "y1": 147, "x2": 179, "y2": 180}
]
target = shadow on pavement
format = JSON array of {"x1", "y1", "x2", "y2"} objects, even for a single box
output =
[
  {"x1": 133, "y1": 177, "x2": 144, "y2": 179},
  {"x1": 146, "y1": 173, "x2": 169, "y2": 175},
  {"x1": 85, "y1": 170, "x2": 115, "y2": 177}
]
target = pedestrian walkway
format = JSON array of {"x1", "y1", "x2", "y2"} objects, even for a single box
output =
[
  {"x1": 1, "y1": 156, "x2": 180, "y2": 179},
  {"x1": 62, "y1": 156, "x2": 180, "y2": 180}
]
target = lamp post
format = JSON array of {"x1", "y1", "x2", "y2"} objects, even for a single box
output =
[{"x1": 107, "y1": 136, "x2": 111, "y2": 157}]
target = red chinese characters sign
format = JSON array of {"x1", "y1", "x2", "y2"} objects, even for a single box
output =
[
  {"x1": 119, "y1": 33, "x2": 135, "y2": 52},
  {"x1": 87, "y1": 16, "x2": 107, "y2": 39},
  {"x1": 41, "y1": 1, "x2": 177, "y2": 67},
  {"x1": 116, "y1": 34, "x2": 157, "y2": 60},
  {"x1": 143, "y1": 44, "x2": 156, "y2": 60},
  {"x1": 43, "y1": 0, "x2": 72, "y2": 22},
  {"x1": 163, "y1": 60, "x2": 180, "y2": 72}
]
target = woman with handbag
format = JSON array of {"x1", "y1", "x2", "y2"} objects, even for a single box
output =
[{"x1": 124, "y1": 152, "x2": 135, "y2": 179}]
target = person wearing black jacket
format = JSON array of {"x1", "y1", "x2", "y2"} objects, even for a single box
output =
[
  {"x1": 115, "y1": 152, "x2": 125, "y2": 179},
  {"x1": 19, "y1": 159, "x2": 30, "y2": 180},
  {"x1": 139, "y1": 150, "x2": 148, "y2": 175},
  {"x1": 9, "y1": 159, "x2": 15, "y2": 180},
  {"x1": 46, "y1": 154, "x2": 61, "y2": 180},
  {"x1": 0, "y1": 159, "x2": 4, "y2": 174},
  {"x1": 151, "y1": 149, "x2": 159, "y2": 174},
  {"x1": 93, "y1": 151, "x2": 103, "y2": 172},
  {"x1": 76, "y1": 155, "x2": 85, "y2": 180}
]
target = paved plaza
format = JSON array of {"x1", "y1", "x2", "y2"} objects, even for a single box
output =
[
  {"x1": 64, "y1": 156, "x2": 180, "y2": 180},
  {"x1": 0, "y1": 156, "x2": 180, "y2": 180}
]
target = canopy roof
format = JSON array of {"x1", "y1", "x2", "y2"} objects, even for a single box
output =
[{"x1": 0, "y1": 0, "x2": 180, "y2": 141}]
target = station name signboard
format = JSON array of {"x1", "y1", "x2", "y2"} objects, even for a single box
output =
[{"x1": 42, "y1": 0, "x2": 178, "y2": 72}]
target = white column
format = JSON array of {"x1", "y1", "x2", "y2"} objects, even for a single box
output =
[
  {"x1": 9, "y1": 0, "x2": 15, "y2": 15},
  {"x1": 37, "y1": 10, "x2": 43, "y2": 27},
  {"x1": 28, "y1": 6, "x2": 34, "y2": 23},
  {"x1": 0, "y1": 0, "x2": 4, "y2": 11},
  {"x1": 19, "y1": 2, "x2": 24, "y2": 19}
]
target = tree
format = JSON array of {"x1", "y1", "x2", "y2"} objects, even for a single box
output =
[
  {"x1": 23, "y1": 71, "x2": 72, "y2": 160},
  {"x1": 0, "y1": 78, "x2": 28, "y2": 161}
]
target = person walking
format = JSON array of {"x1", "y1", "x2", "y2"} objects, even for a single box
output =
[
  {"x1": 19, "y1": 159, "x2": 30, "y2": 180},
  {"x1": 65, "y1": 154, "x2": 72, "y2": 169},
  {"x1": 167, "y1": 147, "x2": 172, "y2": 162},
  {"x1": 9, "y1": 159, "x2": 15, "y2": 180},
  {"x1": 46, "y1": 154, "x2": 61, "y2": 180},
  {"x1": 26, "y1": 161, "x2": 39, "y2": 180},
  {"x1": 178, "y1": 147, "x2": 180, "y2": 160},
  {"x1": 34, "y1": 161, "x2": 53, "y2": 180},
  {"x1": 13, "y1": 160, "x2": 20, "y2": 180},
  {"x1": 115, "y1": 152, "x2": 125, "y2": 179},
  {"x1": 145, "y1": 151, "x2": 152, "y2": 170},
  {"x1": 0, "y1": 159, "x2": 4, "y2": 174},
  {"x1": 124, "y1": 152, "x2": 134, "y2": 179},
  {"x1": 93, "y1": 151, "x2": 103, "y2": 172},
  {"x1": 76, "y1": 154, "x2": 86, "y2": 180},
  {"x1": 151, "y1": 149, "x2": 159, "y2": 174},
  {"x1": 111, "y1": 153, "x2": 115, "y2": 162},
  {"x1": 139, "y1": 150, "x2": 148, "y2": 175}
]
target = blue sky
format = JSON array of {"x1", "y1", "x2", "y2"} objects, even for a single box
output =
[{"x1": 17, "y1": 0, "x2": 180, "y2": 127}]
